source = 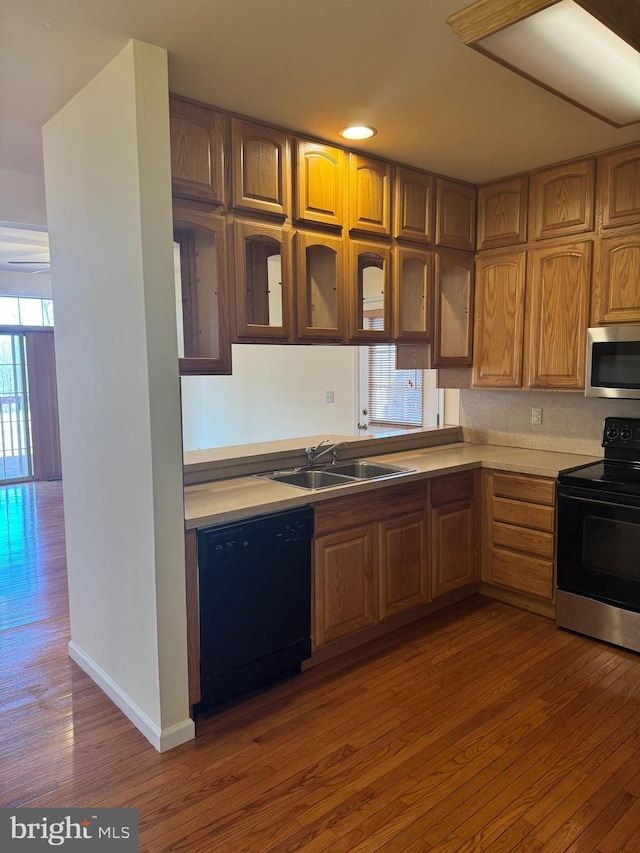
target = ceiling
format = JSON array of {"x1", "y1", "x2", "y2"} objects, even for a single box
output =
[{"x1": 2, "y1": 0, "x2": 640, "y2": 186}]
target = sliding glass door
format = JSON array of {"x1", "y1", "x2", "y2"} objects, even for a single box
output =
[{"x1": 0, "y1": 334, "x2": 32, "y2": 482}]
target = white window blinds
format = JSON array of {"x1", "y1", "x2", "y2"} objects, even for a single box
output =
[{"x1": 366, "y1": 317, "x2": 423, "y2": 427}]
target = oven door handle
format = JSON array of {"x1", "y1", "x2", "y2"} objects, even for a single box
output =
[{"x1": 559, "y1": 490, "x2": 640, "y2": 511}]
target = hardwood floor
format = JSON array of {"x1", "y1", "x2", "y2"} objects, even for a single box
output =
[{"x1": 2, "y1": 481, "x2": 640, "y2": 852}]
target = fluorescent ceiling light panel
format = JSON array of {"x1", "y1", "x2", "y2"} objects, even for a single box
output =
[{"x1": 448, "y1": 0, "x2": 640, "y2": 126}]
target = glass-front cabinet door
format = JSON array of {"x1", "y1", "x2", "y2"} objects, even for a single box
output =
[
  {"x1": 173, "y1": 202, "x2": 231, "y2": 375},
  {"x1": 295, "y1": 232, "x2": 345, "y2": 341},
  {"x1": 394, "y1": 247, "x2": 432, "y2": 342},
  {"x1": 234, "y1": 221, "x2": 293, "y2": 340},
  {"x1": 349, "y1": 240, "x2": 392, "y2": 342}
]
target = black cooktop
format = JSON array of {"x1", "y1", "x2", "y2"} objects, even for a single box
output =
[
  {"x1": 559, "y1": 417, "x2": 640, "y2": 496},
  {"x1": 559, "y1": 460, "x2": 640, "y2": 495}
]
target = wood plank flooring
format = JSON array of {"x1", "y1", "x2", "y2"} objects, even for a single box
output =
[{"x1": 1, "y1": 481, "x2": 640, "y2": 851}]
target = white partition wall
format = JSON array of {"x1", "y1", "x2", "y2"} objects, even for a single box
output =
[{"x1": 43, "y1": 40, "x2": 192, "y2": 751}]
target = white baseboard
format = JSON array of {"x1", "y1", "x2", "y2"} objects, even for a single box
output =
[{"x1": 68, "y1": 641, "x2": 195, "y2": 753}]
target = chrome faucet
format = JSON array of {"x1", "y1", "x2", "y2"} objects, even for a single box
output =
[{"x1": 304, "y1": 440, "x2": 348, "y2": 468}]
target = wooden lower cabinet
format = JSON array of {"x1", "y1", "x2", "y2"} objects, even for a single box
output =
[
  {"x1": 483, "y1": 471, "x2": 556, "y2": 606},
  {"x1": 313, "y1": 475, "x2": 480, "y2": 651},
  {"x1": 378, "y1": 511, "x2": 429, "y2": 620},
  {"x1": 313, "y1": 524, "x2": 376, "y2": 646},
  {"x1": 430, "y1": 472, "x2": 477, "y2": 598},
  {"x1": 313, "y1": 484, "x2": 429, "y2": 649}
]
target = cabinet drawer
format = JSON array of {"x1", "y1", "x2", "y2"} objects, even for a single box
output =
[
  {"x1": 492, "y1": 473, "x2": 555, "y2": 505},
  {"x1": 430, "y1": 472, "x2": 475, "y2": 507},
  {"x1": 314, "y1": 483, "x2": 427, "y2": 536},
  {"x1": 491, "y1": 547, "x2": 554, "y2": 600},
  {"x1": 492, "y1": 521, "x2": 554, "y2": 560},
  {"x1": 492, "y1": 497, "x2": 554, "y2": 533}
]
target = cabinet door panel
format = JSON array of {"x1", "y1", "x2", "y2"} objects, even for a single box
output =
[
  {"x1": 295, "y1": 232, "x2": 345, "y2": 340},
  {"x1": 173, "y1": 203, "x2": 231, "y2": 375},
  {"x1": 394, "y1": 167, "x2": 434, "y2": 244},
  {"x1": 529, "y1": 160, "x2": 594, "y2": 240},
  {"x1": 431, "y1": 500, "x2": 476, "y2": 598},
  {"x1": 232, "y1": 119, "x2": 290, "y2": 217},
  {"x1": 233, "y1": 221, "x2": 293, "y2": 339},
  {"x1": 477, "y1": 177, "x2": 527, "y2": 249},
  {"x1": 349, "y1": 154, "x2": 391, "y2": 236},
  {"x1": 433, "y1": 252, "x2": 474, "y2": 366},
  {"x1": 526, "y1": 241, "x2": 591, "y2": 389},
  {"x1": 600, "y1": 145, "x2": 640, "y2": 230},
  {"x1": 436, "y1": 179, "x2": 476, "y2": 251},
  {"x1": 349, "y1": 240, "x2": 392, "y2": 342},
  {"x1": 472, "y1": 250, "x2": 526, "y2": 387},
  {"x1": 169, "y1": 98, "x2": 226, "y2": 205},
  {"x1": 592, "y1": 230, "x2": 640, "y2": 325},
  {"x1": 378, "y1": 511, "x2": 429, "y2": 619},
  {"x1": 296, "y1": 140, "x2": 344, "y2": 226},
  {"x1": 394, "y1": 247, "x2": 432, "y2": 341},
  {"x1": 314, "y1": 526, "x2": 376, "y2": 647}
]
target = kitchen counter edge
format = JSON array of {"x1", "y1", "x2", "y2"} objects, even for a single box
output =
[{"x1": 184, "y1": 442, "x2": 599, "y2": 530}]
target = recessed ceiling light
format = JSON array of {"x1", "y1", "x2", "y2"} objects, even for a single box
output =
[{"x1": 339, "y1": 126, "x2": 377, "y2": 140}]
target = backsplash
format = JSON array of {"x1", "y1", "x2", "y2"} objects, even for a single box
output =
[{"x1": 460, "y1": 390, "x2": 640, "y2": 456}]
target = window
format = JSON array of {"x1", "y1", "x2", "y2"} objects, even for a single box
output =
[
  {"x1": 359, "y1": 314, "x2": 441, "y2": 432},
  {"x1": 367, "y1": 342, "x2": 424, "y2": 427},
  {"x1": 0, "y1": 296, "x2": 54, "y2": 327}
]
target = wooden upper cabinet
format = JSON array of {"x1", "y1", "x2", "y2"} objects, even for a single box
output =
[
  {"x1": 526, "y1": 241, "x2": 592, "y2": 389},
  {"x1": 529, "y1": 159, "x2": 595, "y2": 240},
  {"x1": 231, "y1": 118, "x2": 291, "y2": 217},
  {"x1": 294, "y1": 231, "x2": 345, "y2": 341},
  {"x1": 295, "y1": 140, "x2": 344, "y2": 227},
  {"x1": 173, "y1": 202, "x2": 231, "y2": 376},
  {"x1": 349, "y1": 239, "x2": 392, "y2": 342},
  {"x1": 394, "y1": 166, "x2": 434, "y2": 244},
  {"x1": 473, "y1": 250, "x2": 526, "y2": 388},
  {"x1": 477, "y1": 177, "x2": 528, "y2": 249},
  {"x1": 599, "y1": 144, "x2": 640, "y2": 230},
  {"x1": 233, "y1": 220, "x2": 293, "y2": 340},
  {"x1": 435, "y1": 178, "x2": 476, "y2": 251},
  {"x1": 433, "y1": 252, "x2": 474, "y2": 367},
  {"x1": 349, "y1": 154, "x2": 392, "y2": 236},
  {"x1": 592, "y1": 229, "x2": 640, "y2": 326},
  {"x1": 393, "y1": 247, "x2": 432, "y2": 342},
  {"x1": 169, "y1": 98, "x2": 226, "y2": 205}
]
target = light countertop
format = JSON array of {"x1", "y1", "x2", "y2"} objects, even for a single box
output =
[{"x1": 184, "y1": 441, "x2": 599, "y2": 530}]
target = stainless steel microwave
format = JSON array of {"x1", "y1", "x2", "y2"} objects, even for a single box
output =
[{"x1": 586, "y1": 326, "x2": 640, "y2": 399}]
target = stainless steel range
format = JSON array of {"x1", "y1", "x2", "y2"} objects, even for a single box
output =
[{"x1": 557, "y1": 417, "x2": 640, "y2": 654}]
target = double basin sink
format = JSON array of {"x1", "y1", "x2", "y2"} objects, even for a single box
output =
[{"x1": 257, "y1": 460, "x2": 415, "y2": 491}]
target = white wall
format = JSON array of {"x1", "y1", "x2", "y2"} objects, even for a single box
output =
[
  {"x1": 43, "y1": 40, "x2": 192, "y2": 751},
  {"x1": 181, "y1": 344, "x2": 358, "y2": 449},
  {"x1": 460, "y1": 389, "x2": 640, "y2": 455},
  {"x1": 0, "y1": 269, "x2": 52, "y2": 298},
  {"x1": 0, "y1": 169, "x2": 47, "y2": 227}
]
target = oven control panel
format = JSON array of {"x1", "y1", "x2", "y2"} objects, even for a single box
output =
[{"x1": 602, "y1": 417, "x2": 640, "y2": 448}]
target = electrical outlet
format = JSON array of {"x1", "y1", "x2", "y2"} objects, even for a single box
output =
[
  {"x1": 325, "y1": 390, "x2": 335, "y2": 404},
  {"x1": 531, "y1": 407, "x2": 543, "y2": 425}
]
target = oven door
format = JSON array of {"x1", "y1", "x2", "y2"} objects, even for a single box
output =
[{"x1": 557, "y1": 485, "x2": 640, "y2": 613}]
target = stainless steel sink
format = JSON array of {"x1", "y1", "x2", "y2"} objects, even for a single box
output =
[
  {"x1": 255, "y1": 459, "x2": 415, "y2": 490},
  {"x1": 265, "y1": 469, "x2": 355, "y2": 490},
  {"x1": 330, "y1": 461, "x2": 413, "y2": 479}
]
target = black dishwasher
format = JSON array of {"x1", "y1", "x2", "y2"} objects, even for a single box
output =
[{"x1": 195, "y1": 506, "x2": 313, "y2": 714}]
